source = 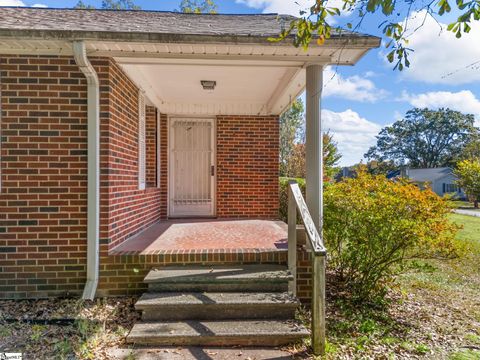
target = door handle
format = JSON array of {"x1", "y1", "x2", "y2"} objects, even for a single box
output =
[{"x1": 211, "y1": 165, "x2": 215, "y2": 176}]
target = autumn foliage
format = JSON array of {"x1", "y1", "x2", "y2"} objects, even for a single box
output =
[
  {"x1": 280, "y1": 169, "x2": 460, "y2": 301},
  {"x1": 323, "y1": 169, "x2": 459, "y2": 300}
]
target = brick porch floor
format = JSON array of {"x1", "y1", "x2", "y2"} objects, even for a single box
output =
[{"x1": 110, "y1": 219, "x2": 288, "y2": 255}]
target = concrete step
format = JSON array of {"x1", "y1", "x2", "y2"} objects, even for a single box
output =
[
  {"x1": 126, "y1": 319, "x2": 309, "y2": 347},
  {"x1": 145, "y1": 265, "x2": 292, "y2": 292},
  {"x1": 136, "y1": 292, "x2": 299, "y2": 321}
]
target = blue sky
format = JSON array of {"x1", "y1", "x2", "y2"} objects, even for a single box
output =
[{"x1": 3, "y1": 0, "x2": 480, "y2": 165}]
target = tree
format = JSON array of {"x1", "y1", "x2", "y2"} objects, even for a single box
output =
[
  {"x1": 280, "y1": 99, "x2": 342, "y2": 179},
  {"x1": 280, "y1": 99, "x2": 304, "y2": 177},
  {"x1": 179, "y1": 0, "x2": 217, "y2": 14},
  {"x1": 460, "y1": 137, "x2": 480, "y2": 160},
  {"x1": 363, "y1": 160, "x2": 397, "y2": 176},
  {"x1": 365, "y1": 108, "x2": 477, "y2": 168},
  {"x1": 74, "y1": 0, "x2": 140, "y2": 10},
  {"x1": 74, "y1": 0, "x2": 94, "y2": 8},
  {"x1": 455, "y1": 159, "x2": 480, "y2": 208},
  {"x1": 271, "y1": 0, "x2": 480, "y2": 71},
  {"x1": 323, "y1": 132, "x2": 342, "y2": 179},
  {"x1": 285, "y1": 134, "x2": 341, "y2": 180}
]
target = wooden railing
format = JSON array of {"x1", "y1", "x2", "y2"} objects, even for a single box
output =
[{"x1": 288, "y1": 180, "x2": 327, "y2": 356}]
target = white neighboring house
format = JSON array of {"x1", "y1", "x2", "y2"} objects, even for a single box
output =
[{"x1": 405, "y1": 167, "x2": 466, "y2": 199}]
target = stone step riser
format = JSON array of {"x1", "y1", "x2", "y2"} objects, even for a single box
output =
[
  {"x1": 127, "y1": 334, "x2": 305, "y2": 347},
  {"x1": 147, "y1": 282, "x2": 288, "y2": 293},
  {"x1": 126, "y1": 320, "x2": 309, "y2": 347},
  {"x1": 139, "y1": 304, "x2": 297, "y2": 321}
]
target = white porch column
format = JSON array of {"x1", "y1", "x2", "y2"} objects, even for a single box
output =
[{"x1": 305, "y1": 64, "x2": 324, "y2": 231}]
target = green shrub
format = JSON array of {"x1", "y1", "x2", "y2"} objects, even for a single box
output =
[
  {"x1": 279, "y1": 177, "x2": 305, "y2": 223},
  {"x1": 323, "y1": 169, "x2": 460, "y2": 301}
]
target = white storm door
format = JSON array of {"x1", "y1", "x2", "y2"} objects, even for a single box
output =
[{"x1": 169, "y1": 118, "x2": 215, "y2": 217}]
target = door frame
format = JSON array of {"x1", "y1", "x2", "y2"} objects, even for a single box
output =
[{"x1": 167, "y1": 115, "x2": 217, "y2": 218}]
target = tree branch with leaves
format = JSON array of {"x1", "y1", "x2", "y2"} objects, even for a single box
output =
[
  {"x1": 270, "y1": 0, "x2": 480, "y2": 70},
  {"x1": 179, "y1": 0, "x2": 217, "y2": 14}
]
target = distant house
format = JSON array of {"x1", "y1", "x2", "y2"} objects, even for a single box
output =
[
  {"x1": 335, "y1": 167, "x2": 356, "y2": 181},
  {"x1": 404, "y1": 167, "x2": 466, "y2": 198}
]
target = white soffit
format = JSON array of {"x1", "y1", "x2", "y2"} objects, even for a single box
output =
[{"x1": 117, "y1": 58, "x2": 306, "y2": 116}]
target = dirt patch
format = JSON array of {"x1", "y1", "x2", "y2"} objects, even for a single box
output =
[{"x1": 0, "y1": 297, "x2": 139, "y2": 360}]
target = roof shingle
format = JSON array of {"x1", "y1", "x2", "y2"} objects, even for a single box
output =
[{"x1": 0, "y1": 7, "x2": 368, "y2": 39}]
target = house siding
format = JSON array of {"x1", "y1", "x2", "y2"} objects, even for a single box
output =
[{"x1": 0, "y1": 55, "x2": 283, "y2": 299}]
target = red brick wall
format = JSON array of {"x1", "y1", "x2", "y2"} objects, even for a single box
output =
[
  {"x1": 0, "y1": 55, "x2": 90, "y2": 297},
  {"x1": 0, "y1": 56, "x2": 163, "y2": 298},
  {"x1": 104, "y1": 61, "x2": 161, "y2": 251},
  {"x1": 216, "y1": 115, "x2": 279, "y2": 219}
]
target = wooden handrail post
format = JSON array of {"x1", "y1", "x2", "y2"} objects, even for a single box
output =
[
  {"x1": 312, "y1": 254, "x2": 326, "y2": 356},
  {"x1": 288, "y1": 181, "x2": 327, "y2": 356},
  {"x1": 288, "y1": 183, "x2": 297, "y2": 295}
]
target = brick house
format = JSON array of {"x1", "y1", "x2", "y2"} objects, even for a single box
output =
[{"x1": 0, "y1": 6, "x2": 379, "y2": 312}]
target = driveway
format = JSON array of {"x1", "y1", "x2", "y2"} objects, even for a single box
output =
[{"x1": 453, "y1": 209, "x2": 480, "y2": 217}]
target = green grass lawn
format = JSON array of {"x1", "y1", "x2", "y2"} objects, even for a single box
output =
[{"x1": 451, "y1": 213, "x2": 480, "y2": 247}]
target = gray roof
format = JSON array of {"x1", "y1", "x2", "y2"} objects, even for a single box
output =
[
  {"x1": 0, "y1": 7, "x2": 376, "y2": 43},
  {"x1": 406, "y1": 167, "x2": 454, "y2": 182}
]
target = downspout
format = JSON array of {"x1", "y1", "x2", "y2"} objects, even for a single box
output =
[{"x1": 73, "y1": 41, "x2": 100, "y2": 300}]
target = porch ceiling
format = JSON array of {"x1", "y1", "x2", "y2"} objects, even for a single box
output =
[{"x1": 117, "y1": 58, "x2": 305, "y2": 116}]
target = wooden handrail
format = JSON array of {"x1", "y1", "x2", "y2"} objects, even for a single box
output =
[{"x1": 287, "y1": 180, "x2": 326, "y2": 356}]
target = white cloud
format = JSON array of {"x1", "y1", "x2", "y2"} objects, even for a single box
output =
[
  {"x1": 322, "y1": 109, "x2": 381, "y2": 166},
  {"x1": 237, "y1": 0, "x2": 314, "y2": 16},
  {"x1": 399, "y1": 10, "x2": 480, "y2": 84},
  {"x1": 0, "y1": 0, "x2": 46, "y2": 6},
  {"x1": 236, "y1": 0, "x2": 352, "y2": 20},
  {"x1": 399, "y1": 90, "x2": 480, "y2": 124},
  {"x1": 0, "y1": 0, "x2": 25, "y2": 5},
  {"x1": 323, "y1": 67, "x2": 387, "y2": 102}
]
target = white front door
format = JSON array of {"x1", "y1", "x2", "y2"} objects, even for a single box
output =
[{"x1": 169, "y1": 118, "x2": 215, "y2": 217}]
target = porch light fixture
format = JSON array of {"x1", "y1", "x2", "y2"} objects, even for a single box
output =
[{"x1": 201, "y1": 80, "x2": 216, "y2": 90}]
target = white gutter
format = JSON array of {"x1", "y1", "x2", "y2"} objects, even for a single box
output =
[{"x1": 73, "y1": 41, "x2": 100, "y2": 300}]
